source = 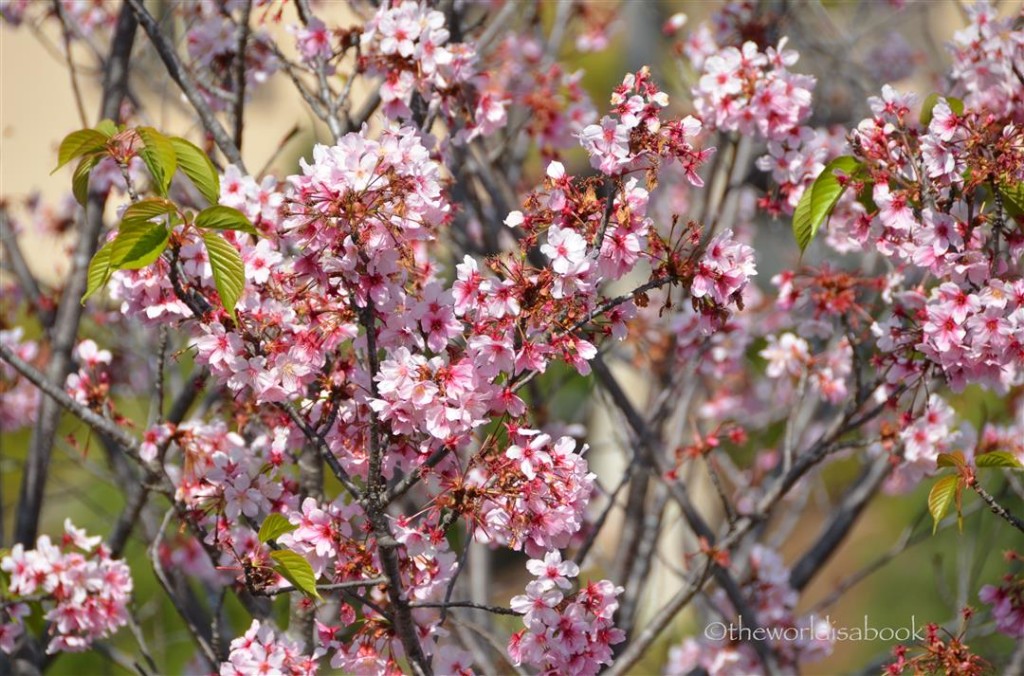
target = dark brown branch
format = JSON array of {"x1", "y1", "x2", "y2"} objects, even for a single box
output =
[
  {"x1": 277, "y1": 402, "x2": 362, "y2": 500},
  {"x1": 383, "y1": 445, "x2": 451, "y2": 505},
  {"x1": 13, "y1": 0, "x2": 137, "y2": 547},
  {"x1": 356, "y1": 297, "x2": 434, "y2": 676},
  {"x1": 789, "y1": 454, "x2": 891, "y2": 591}
]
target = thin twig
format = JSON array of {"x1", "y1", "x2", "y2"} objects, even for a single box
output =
[
  {"x1": 52, "y1": 0, "x2": 89, "y2": 128},
  {"x1": 0, "y1": 343, "x2": 142, "y2": 458},
  {"x1": 969, "y1": 480, "x2": 1024, "y2": 534},
  {"x1": 150, "y1": 510, "x2": 218, "y2": 668},
  {"x1": 259, "y1": 577, "x2": 389, "y2": 596},
  {"x1": 410, "y1": 601, "x2": 523, "y2": 617}
]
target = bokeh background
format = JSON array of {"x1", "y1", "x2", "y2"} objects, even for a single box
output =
[{"x1": 2, "y1": 1, "x2": 1023, "y2": 674}]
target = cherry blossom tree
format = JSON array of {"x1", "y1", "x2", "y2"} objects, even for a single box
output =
[{"x1": 1, "y1": 1, "x2": 1023, "y2": 674}]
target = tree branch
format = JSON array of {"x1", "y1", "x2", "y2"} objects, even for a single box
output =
[
  {"x1": 13, "y1": 0, "x2": 138, "y2": 547},
  {"x1": 0, "y1": 342, "x2": 141, "y2": 457},
  {"x1": 0, "y1": 206, "x2": 54, "y2": 327},
  {"x1": 789, "y1": 454, "x2": 891, "y2": 591}
]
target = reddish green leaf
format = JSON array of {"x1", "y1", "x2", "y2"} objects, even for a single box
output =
[
  {"x1": 138, "y1": 127, "x2": 177, "y2": 196},
  {"x1": 81, "y1": 242, "x2": 114, "y2": 303},
  {"x1": 72, "y1": 155, "x2": 101, "y2": 206},
  {"x1": 122, "y1": 197, "x2": 177, "y2": 225},
  {"x1": 937, "y1": 451, "x2": 966, "y2": 469},
  {"x1": 793, "y1": 156, "x2": 862, "y2": 253}
]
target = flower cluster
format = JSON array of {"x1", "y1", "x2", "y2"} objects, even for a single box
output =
[
  {"x1": 883, "y1": 395, "x2": 969, "y2": 493},
  {"x1": 444, "y1": 431, "x2": 595, "y2": 557},
  {"x1": 692, "y1": 34, "x2": 836, "y2": 215},
  {"x1": 979, "y1": 563, "x2": 1024, "y2": 638},
  {"x1": 313, "y1": 512, "x2": 461, "y2": 673},
  {"x1": 579, "y1": 67, "x2": 710, "y2": 182},
  {"x1": 831, "y1": 87, "x2": 1024, "y2": 394},
  {"x1": 948, "y1": 1, "x2": 1024, "y2": 122},
  {"x1": 693, "y1": 38, "x2": 814, "y2": 144},
  {"x1": 477, "y1": 35, "x2": 595, "y2": 151},
  {"x1": 172, "y1": 421, "x2": 294, "y2": 526},
  {"x1": 359, "y1": 1, "x2": 476, "y2": 120},
  {"x1": 220, "y1": 619, "x2": 319, "y2": 676},
  {"x1": 507, "y1": 551, "x2": 624, "y2": 675},
  {"x1": 0, "y1": 520, "x2": 132, "y2": 654},
  {"x1": 693, "y1": 229, "x2": 757, "y2": 307},
  {"x1": 64, "y1": 339, "x2": 112, "y2": 409}
]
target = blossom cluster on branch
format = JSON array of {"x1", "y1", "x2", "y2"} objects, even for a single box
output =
[{"x1": 1, "y1": 0, "x2": 1023, "y2": 674}]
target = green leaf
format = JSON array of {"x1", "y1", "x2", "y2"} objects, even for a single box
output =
[
  {"x1": 792, "y1": 156, "x2": 862, "y2": 253},
  {"x1": 920, "y1": 94, "x2": 964, "y2": 127},
  {"x1": 121, "y1": 197, "x2": 177, "y2": 225},
  {"x1": 82, "y1": 242, "x2": 114, "y2": 303},
  {"x1": 928, "y1": 475, "x2": 959, "y2": 534},
  {"x1": 856, "y1": 182, "x2": 877, "y2": 213},
  {"x1": 998, "y1": 182, "x2": 1024, "y2": 218},
  {"x1": 937, "y1": 451, "x2": 966, "y2": 469},
  {"x1": 137, "y1": 127, "x2": 177, "y2": 196},
  {"x1": 258, "y1": 514, "x2": 298, "y2": 543},
  {"x1": 270, "y1": 550, "x2": 322, "y2": 600},
  {"x1": 919, "y1": 93, "x2": 941, "y2": 127},
  {"x1": 72, "y1": 155, "x2": 101, "y2": 206},
  {"x1": 792, "y1": 184, "x2": 814, "y2": 254},
  {"x1": 975, "y1": 451, "x2": 1023, "y2": 469},
  {"x1": 95, "y1": 119, "x2": 118, "y2": 138},
  {"x1": 169, "y1": 137, "x2": 221, "y2": 205},
  {"x1": 110, "y1": 223, "x2": 170, "y2": 270},
  {"x1": 202, "y1": 231, "x2": 245, "y2": 320},
  {"x1": 54, "y1": 129, "x2": 108, "y2": 173},
  {"x1": 195, "y1": 205, "x2": 258, "y2": 236}
]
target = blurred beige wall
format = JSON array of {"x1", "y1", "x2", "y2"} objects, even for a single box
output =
[{"x1": 1, "y1": 3, "x2": 361, "y2": 282}]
